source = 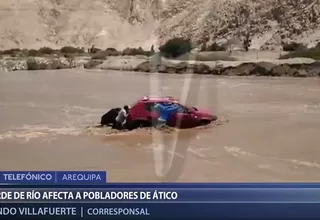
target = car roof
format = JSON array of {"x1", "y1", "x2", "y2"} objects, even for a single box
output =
[{"x1": 138, "y1": 96, "x2": 179, "y2": 103}]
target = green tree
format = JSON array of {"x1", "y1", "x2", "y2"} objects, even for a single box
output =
[{"x1": 159, "y1": 37, "x2": 192, "y2": 58}]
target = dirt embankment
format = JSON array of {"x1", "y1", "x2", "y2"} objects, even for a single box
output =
[
  {"x1": 131, "y1": 59, "x2": 320, "y2": 77},
  {"x1": 0, "y1": 56, "x2": 89, "y2": 71},
  {"x1": 1, "y1": 54, "x2": 319, "y2": 77},
  {"x1": 90, "y1": 55, "x2": 320, "y2": 77}
]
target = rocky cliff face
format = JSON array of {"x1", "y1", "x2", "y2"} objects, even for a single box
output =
[
  {"x1": 0, "y1": 0, "x2": 319, "y2": 50},
  {"x1": 0, "y1": 0, "x2": 162, "y2": 50},
  {"x1": 157, "y1": 0, "x2": 320, "y2": 50}
]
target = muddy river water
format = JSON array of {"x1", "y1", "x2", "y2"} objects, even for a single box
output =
[{"x1": 1, "y1": 69, "x2": 320, "y2": 182}]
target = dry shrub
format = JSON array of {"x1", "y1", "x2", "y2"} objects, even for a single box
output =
[
  {"x1": 21, "y1": 49, "x2": 30, "y2": 56},
  {"x1": 17, "y1": 49, "x2": 36, "y2": 56},
  {"x1": 205, "y1": 42, "x2": 226, "y2": 51},
  {"x1": 106, "y1": 48, "x2": 117, "y2": 52},
  {"x1": 2, "y1": 48, "x2": 21, "y2": 55},
  {"x1": 177, "y1": 52, "x2": 237, "y2": 61},
  {"x1": 46, "y1": 60, "x2": 66, "y2": 69},
  {"x1": 122, "y1": 47, "x2": 151, "y2": 56},
  {"x1": 26, "y1": 58, "x2": 43, "y2": 70},
  {"x1": 280, "y1": 42, "x2": 320, "y2": 60},
  {"x1": 282, "y1": 42, "x2": 306, "y2": 51},
  {"x1": 2, "y1": 48, "x2": 21, "y2": 57},
  {"x1": 91, "y1": 51, "x2": 108, "y2": 60},
  {"x1": 84, "y1": 60, "x2": 103, "y2": 69},
  {"x1": 280, "y1": 47, "x2": 320, "y2": 60},
  {"x1": 159, "y1": 37, "x2": 192, "y2": 58},
  {"x1": 60, "y1": 46, "x2": 84, "y2": 54},
  {"x1": 26, "y1": 58, "x2": 68, "y2": 70},
  {"x1": 38, "y1": 47, "x2": 55, "y2": 54},
  {"x1": 105, "y1": 48, "x2": 121, "y2": 56},
  {"x1": 90, "y1": 47, "x2": 102, "y2": 54}
]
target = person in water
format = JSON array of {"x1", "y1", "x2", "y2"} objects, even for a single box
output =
[
  {"x1": 153, "y1": 102, "x2": 180, "y2": 128},
  {"x1": 113, "y1": 105, "x2": 130, "y2": 130}
]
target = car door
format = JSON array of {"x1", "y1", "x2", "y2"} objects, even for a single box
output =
[
  {"x1": 145, "y1": 102, "x2": 171, "y2": 125},
  {"x1": 143, "y1": 102, "x2": 158, "y2": 122},
  {"x1": 167, "y1": 105, "x2": 196, "y2": 128}
]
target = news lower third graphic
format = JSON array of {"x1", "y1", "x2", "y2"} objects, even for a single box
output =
[
  {"x1": 0, "y1": 171, "x2": 107, "y2": 184},
  {"x1": 1, "y1": 172, "x2": 320, "y2": 219}
]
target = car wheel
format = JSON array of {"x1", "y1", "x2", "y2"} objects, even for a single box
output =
[
  {"x1": 199, "y1": 120, "x2": 211, "y2": 126},
  {"x1": 127, "y1": 120, "x2": 150, "y2": 130}
]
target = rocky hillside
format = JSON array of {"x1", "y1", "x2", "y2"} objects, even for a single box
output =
[
  {"x1": 0, "y1": 0, "x2": 161, "y2": 50},
  {"x1": 1, "y1": 0, "x2": 320, "y2": 50},
  {"x1": 157, "y1": 0, "x2": 320, "y2": 50}
]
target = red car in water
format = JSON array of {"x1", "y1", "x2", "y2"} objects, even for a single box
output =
[{"x1": 125, "y1": 96, "x2": 217, "y2": 130}]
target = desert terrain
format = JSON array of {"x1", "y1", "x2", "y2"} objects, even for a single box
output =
[{"x1": 0, "y1": 0, "x2": 320, "y2": 50}]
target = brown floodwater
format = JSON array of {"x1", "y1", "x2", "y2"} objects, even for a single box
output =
[{"x1": 1, "y1": 69, "x2": 320, "y2": 182}]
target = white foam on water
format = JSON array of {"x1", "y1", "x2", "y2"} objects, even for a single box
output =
[
  {"x1": 291, "y1": 160, "x2": 320, "y2": 169},
  {"x1": 0, "y1": 130, "x2": 48, "y2": 142},
  {"x1": 1, "y1": 102, "x2": 106, "y2": 114},
  {"x1": 216, "y1": 80, "x2": 253, "y2": 88},
  {"x1": 0, "y1": 124, "x2": 99, "y2": 141},
  {"x1": 224, "y1": 146, "x2": 320, "y2": 170},
  {"x1": 308, "y1": 88, "x2": 320, "y2": 92}
]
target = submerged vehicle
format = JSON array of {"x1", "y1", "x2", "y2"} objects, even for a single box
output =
[{"x1": 100, "y1": 96, "x2": 217, "y2": 130}]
